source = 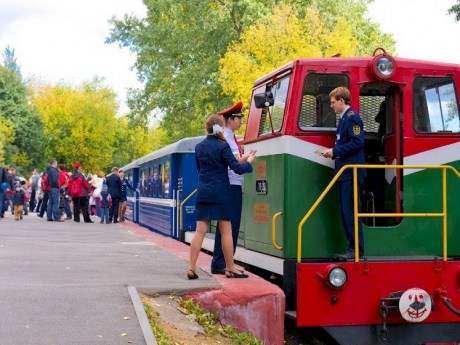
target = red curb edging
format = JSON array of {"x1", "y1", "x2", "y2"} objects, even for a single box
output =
[{"x1": 120, "y1": 221, "x2": 285, "y2": 345}]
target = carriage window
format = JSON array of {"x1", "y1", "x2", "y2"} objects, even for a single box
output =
[
  {"x1": 153, "y1": 164, "x2": 158, "y2": 197},
  {"x1": 147, "y1": 167, "x2": 152, "y2": 196},
  {"x1": 141, "y1": 168, "x2": 147, "y2": 196},
  {"x1": 163, "y1": 161, "x2": 170, "y2": 198},
  {"x1": 299, "y1": 73, "x2": 349, "y2": 131},
  {"x1": 258, "y1": 75, "x2": 290, "y2": 135},
  {"x1": 413, "y1": 77, "x2": 460, "y2": 133},
  {"x1": 126, "y1": 172, "x2": 134, "y2": 197},
  {"x1": 158, "y1": 164, "x2": 164, "y2": 197}
]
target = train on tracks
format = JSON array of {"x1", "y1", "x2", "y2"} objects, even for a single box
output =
[{"x1": 122, "y1": 48, "x2": 460, "y2": 345}]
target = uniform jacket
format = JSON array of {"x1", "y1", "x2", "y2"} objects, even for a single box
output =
[
  {"x1": 105, "y1": 173, "x2": 122, "y2": 198},
  {"x1": 121, "y1": 178, "x2": 134, "y2": 197},
  {"x1": 332, "y1": 107, "x2": 366, "y2": 182},
  {"x1": 195, "y1": 135, "x2": 252, "y2": 204}
]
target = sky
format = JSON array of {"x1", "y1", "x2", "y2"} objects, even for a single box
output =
[{"x1": 0, "y1": 0, "x2": 459, "y2": 114}]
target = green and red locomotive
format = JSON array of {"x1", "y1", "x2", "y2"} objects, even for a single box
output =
[
  {"x1": 124, "y1": 48, "x2": 460, "y2": 344},
  {"x1": 239, "y1": 48, "x2": 460, "y2": 344}
]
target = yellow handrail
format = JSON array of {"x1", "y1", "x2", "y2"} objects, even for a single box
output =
[
  {"x1": 297, "y1": 164, "x2": 460, "y2": 264},
  {"x1": 179, "y1": 189, "x2": 197, "y2": 232},
  {"x1": 271, "y1": 212, "x2": 283, "y2": 250}
]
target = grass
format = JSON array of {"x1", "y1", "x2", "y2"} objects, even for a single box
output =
[{"x1": 143, "y1": 296, "x2": 263, "y2": 345}]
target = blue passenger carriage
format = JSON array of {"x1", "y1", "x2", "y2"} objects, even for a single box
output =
[{"x1": 121, "y1": 137, "x2": 203, "y2": 239}]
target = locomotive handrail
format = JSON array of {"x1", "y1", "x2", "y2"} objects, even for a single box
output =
[
  {"x1": 271, "y1": 212, "x2": 283, "y2": 250},
  {"x1": 297, "y1": 164, "x2": 460, "y2": 264},
  {"x1": 179, "y1": 189, "x2": 197, "y2": 233}
]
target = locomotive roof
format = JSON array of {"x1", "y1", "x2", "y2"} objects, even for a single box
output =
[
  {"x1": 253, "y1": 56, "x2": 460, "y2": 87},
  {"x1": 121, "y1": 136, "x2": 205, "y2": 170}
]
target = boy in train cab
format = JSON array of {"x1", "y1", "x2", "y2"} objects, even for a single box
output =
[{"x1": 322, "y1": 87, "x2": 366, "y2": 260}]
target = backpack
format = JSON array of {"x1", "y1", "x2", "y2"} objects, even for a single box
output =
[
  {"x1": 41, "y1": 173, "x2": 51, "y2": 192},
  {"x1": 69, "y1": 176, "x2": 82, "y2": 198}
]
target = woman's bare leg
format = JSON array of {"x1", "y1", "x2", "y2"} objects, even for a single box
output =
[
  {"x1": 120, "y1": 201, "x2": 127, "y2": 221},
  {"x1": 218, "y1": 220, "x2": 236, "y2": 272},
  {"x1": 189, "y1": 220, "x2": 209, "y2": 272},
  {"x1": 118, "y1": 202, "x2": 123, "y2": 222}
]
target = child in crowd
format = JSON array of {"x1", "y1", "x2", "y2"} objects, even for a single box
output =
[
  {"x1": 11, "y1": 183, "x2": 28, "y2": 221},
  {"x1": 97, "y1": 181, "x2": 111, "y2": 224}
]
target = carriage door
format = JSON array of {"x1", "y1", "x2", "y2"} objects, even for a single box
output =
[{"x1": 383, "y1": 87, "x2": 403, "y2": 223}]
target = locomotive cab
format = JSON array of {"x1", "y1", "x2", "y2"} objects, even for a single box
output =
[{"x1": 242, "y1": 50, "x2": 460, "y2": 344}]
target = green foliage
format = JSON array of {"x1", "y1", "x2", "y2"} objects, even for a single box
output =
[
  {"x1": 179, "y1": 297, "x2": 263, "y2": 344},
  {"x1": 32, "y1": 79, "x2": 118, "y2": 173},
  {"x1": 109, "y1": 0, "x2": 395, "y2": 144},
  {"x1": 3, "y1": 46, "x2": 22, "y2": 80},
  {"x1": 448, "y1": 0, "x2": 460, "y2": 21},
  {"x1": 219, "y1": 4, "x2": 358, "y2": 105},
  {"x1": 31, "y1": 78, "x2": 160, "y2": 174},
  {"x1": 0, "y1": 114, "x2": 15, "y2": 165},
  {"x1": 107, "y1": 0, "x2": 274, "y2": 143},
  {"x1": 143, "y1": 303, "x2": 176, "y2": 345},
  {"x1": 303, "y1": 0, "x2": 396, "y2": 56},
  {"x1": 111, "y1": 116, "x2": 166, "y2": 169},
  {"x1": 0, "y1": 66, "x2": 46, "y2": 173}
]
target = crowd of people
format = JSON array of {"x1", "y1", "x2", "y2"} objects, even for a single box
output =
[{"x1": 0, "y1": 163, "x2": 135, "y2": 224}]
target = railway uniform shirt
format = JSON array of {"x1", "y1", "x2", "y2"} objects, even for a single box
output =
[
  {"x1": 332, "y1": 106, "x2": 366, "y2": 182},
  {"x1": 224, "y1": 127, "x2": 244, "y2": 186},
  {"x1": 195, "y1": 135, "x2": 252, "y2": 204}
]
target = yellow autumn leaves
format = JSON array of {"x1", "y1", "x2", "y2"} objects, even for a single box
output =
[{"x1": 219, "y1": 5, "x2": 357, "y2": 105}]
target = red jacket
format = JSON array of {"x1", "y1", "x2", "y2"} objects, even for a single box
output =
[
  {"x1": 59, "y1": 170, "x2": 69, "y2": 188},
  {"x1": 68, "y1": 172, "x2": 91, "y2": 198}
]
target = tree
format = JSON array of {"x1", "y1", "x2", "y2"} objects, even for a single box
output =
[
  {"x1": 0, "y1": 114, "x2": 15, "y2": 165},
  {"x1": 297, "y1": 0, "x2": 396, "y2": 56},
  {"x1": 31, "y1": 79, "x2": 120, "y2": 173},
  {"x1": 107, "y1": 0, "x2": 274, "y2": 143},
  {"x1": 448, "y1": 0, "x2": 460, "y2": 21},
  {"x1": 219, "y1": 5, "x2": 357, "y2": 105},
  {"x1": 0, "y1": 66, "x2": 46, "y2": 173},
  {"x1": 3, "y1": 46, "x2": 22, "y2": 80},
  {"x1": 111, "y1": 116, "x2": 167, "y2": 169},
  {"x1": 109, "y1": 0, "x2": 394, "y2": 143}
]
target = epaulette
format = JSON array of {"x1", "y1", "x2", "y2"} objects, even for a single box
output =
[{"x1": 347, "y1": 110, "x2": 354, "y2": 117}]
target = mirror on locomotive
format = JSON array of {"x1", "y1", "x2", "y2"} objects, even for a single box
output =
[
  {"x1": 254, "y1": 86, "x2": 274, "y2": 109},
  {"x1": 359, "y1": 83, "x2": 403, "y2": 227}
]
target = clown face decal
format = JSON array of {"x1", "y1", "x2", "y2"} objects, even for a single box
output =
[{"x1": 398, "y1": 288, "x2": 432, "y2": 322}]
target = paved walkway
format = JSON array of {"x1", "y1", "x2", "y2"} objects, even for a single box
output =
[{"x1": 0, "y1": 211, "x2": 219, "y2": 345}]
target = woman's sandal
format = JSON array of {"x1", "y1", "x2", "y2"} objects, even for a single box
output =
[
  {"x1": 225, "y1": 270, "x2": 249, "y2": 279},
  {"x1": 187, "y1": 269, "x2": 199, "y2": 280}
]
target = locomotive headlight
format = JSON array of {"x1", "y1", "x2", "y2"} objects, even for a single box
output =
[
  {"x1": 371, "y1": 47, "x2": 396, "y2": 80},
  {"x1": 328, "y1": 267, "x2": 348, "y2": 288}
]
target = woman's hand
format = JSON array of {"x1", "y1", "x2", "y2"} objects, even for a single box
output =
[{"x1": 247, "y1": 150, "x2": 257, "y2": 164}]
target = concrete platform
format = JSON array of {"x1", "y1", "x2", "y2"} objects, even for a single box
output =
[
  {"x1": 122, "y1": 221, "x2": 285, "y2": 345},
  {"x1": 0, "y1": 211, "x2": 284, "y2": 345}
]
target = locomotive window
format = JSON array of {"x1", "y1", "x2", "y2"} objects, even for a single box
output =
[
  {"x1": 359, "y1": 96, "x2": 385, "y2": 133},
  {"x1": 298, "y1": 73, "x2": 349, "y2": 131},
  {"x1": 258, "y1": 75, "x2": 290, "y2": 135},
  {"x1": 413, "y1": 77, "x2": 460, "y2": 133}
]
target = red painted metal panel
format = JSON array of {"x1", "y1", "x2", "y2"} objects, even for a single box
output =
[{"x1": 296, "y1": 261, "x2": 460, "y2": 327}]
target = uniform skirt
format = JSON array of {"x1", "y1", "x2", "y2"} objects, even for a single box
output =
[{"x1": 196, "y1": 201, "x2": 231, "y2": 221}]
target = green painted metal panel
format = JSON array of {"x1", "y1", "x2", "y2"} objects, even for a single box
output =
[{"x1": 242, "y1": 152, "x2": 460, "y2": 260}]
